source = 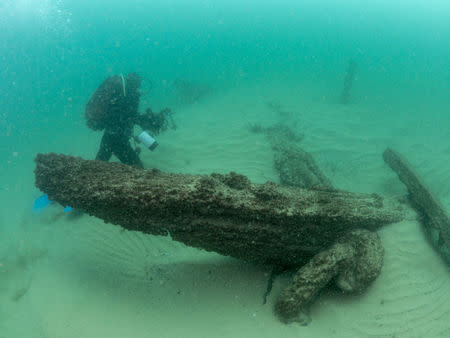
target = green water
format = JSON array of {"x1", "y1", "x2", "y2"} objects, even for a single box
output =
[{"x1": 1, "y1": 1, "x2": 449, "y2": 337}]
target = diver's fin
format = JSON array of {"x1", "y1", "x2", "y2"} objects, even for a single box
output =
[
  {"x1": 33, "y1": 194, "x2": 54, "y2": 213},
  {"x1": 64, "y1": 206, "x2": 73, "y2": 213}
]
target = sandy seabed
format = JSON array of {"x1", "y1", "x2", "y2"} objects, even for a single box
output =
[{"x1": 1, "y1": 81, "x2": 449, "y2": 337}]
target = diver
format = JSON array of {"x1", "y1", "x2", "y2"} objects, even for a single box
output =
[{"x1": 85, "y1": 72, "x2": 175, "y2": 168}]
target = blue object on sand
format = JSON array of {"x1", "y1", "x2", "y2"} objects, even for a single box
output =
[
  {"x1": 33, "y1": 194, "x2": 54, "y2": 213},
  {"x1": 64, "y1": 206, "x2": 73, "y2": 213}
]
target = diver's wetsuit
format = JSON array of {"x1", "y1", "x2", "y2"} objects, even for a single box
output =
[
  {"x1": 96, "y1": 131, "x2": 143, "y2": 167},
  {"x1": 93, "y1": 75, "x2": 144, "y2": 168}
]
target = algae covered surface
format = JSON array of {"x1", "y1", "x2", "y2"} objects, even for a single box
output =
[{"x1": 1, "y1": 0, "x2": 450, "y2": 337}]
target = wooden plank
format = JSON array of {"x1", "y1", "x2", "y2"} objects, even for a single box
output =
[
  {"x1": 35, "y1": 153, "x2": 403, "y2": 268},
  {"x1": 383, "y1": 148, "x2": 450, "y2": 264}
]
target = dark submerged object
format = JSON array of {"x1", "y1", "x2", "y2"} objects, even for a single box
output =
[
  {"x1": 34, "y1": 153, "x2": 404, "y2": 322},
  {"x1": 275, "y1": 228, "x2": 384, "y2": 323},
  {"x1": 265, "y1": 124, "x2": 333, "y2": 190},
  {"x1": 86, "y1": 73, "x2": 144, "y2": 167},
  {"x1": 383, "y1": 148, "x2": 450, "y2": 264},
  {"x1": 248, "y1": 124, "x2": 333, "y2": 190},
  {"x1": 85, "y1": 73, "x2": 140, "y2": 131},
  {"x1": 85, "y1": 73, "x2": 174, "y2": 168},
  {"x1": 340, "y1": 60, "x2": 357, "y2": 104},
  {"x1": 34, "y1": 153, "x2": 402, "y2": 267}
]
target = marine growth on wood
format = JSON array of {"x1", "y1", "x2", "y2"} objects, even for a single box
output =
[
  {"x1": 383, "y1": 148, "x2": 450, "y2": 264},
  {"x1": 35, "y1": 153, "x2": 403, "y2": 268}
]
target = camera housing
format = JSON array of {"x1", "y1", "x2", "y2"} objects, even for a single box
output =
[{"x1": 137, "y1": 131, "x2": 158, "y2": 151}]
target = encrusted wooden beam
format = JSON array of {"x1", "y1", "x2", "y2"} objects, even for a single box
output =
[
  {"x1": 35, "y1": 153, "x2": 403, "y2": 268},
  {"x1": 383, "y1": 148, "x2": 450, "y2": 264}
]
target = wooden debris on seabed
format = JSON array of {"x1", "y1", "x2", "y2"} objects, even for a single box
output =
[
  {"x1": 265, "y1": 124, "x2": 334, "y2": 190},
  {"x1": 34, "y1": 153, "x2": 405, "y2": 323},
  {"x1": 248, "y1": 123, "x2": 333, "y2": 190},
  {"x1": 275, "y1": 229, "x2": 384, "y2": 323},
  {"x1": 383, "y1": 148, "x2": 450, "y2": 264}
]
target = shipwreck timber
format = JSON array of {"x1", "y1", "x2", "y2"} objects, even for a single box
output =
[
  {"x1": 383, "y1": 148, "x2": 450, "y2": 265},
  {"x1": 34, "y1": 153, "x2": 404, "y2": 268},
  {"x1": 275, "y1": 228, "x2": 384, "y2": 322}
]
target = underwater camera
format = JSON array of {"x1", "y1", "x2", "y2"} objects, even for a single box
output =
[{"x1": 136, "y1": 131, "x2": 158, "y2": 151}]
